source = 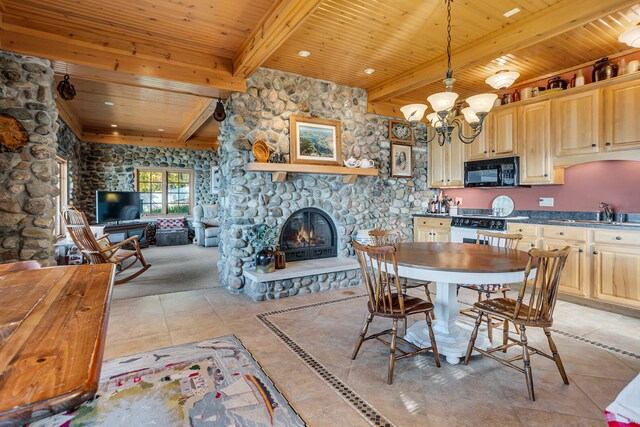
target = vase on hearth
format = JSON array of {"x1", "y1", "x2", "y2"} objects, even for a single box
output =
[{"x1": 255, "y1": 247, "x2": 275, "y2": 273}]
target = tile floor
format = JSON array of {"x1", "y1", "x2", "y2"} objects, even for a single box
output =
[{"x1": 105, "y1": 285, "x2": 639, "y2": 427}]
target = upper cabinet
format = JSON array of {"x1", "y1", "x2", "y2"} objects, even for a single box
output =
[
  {"x1": 518, "y1": 100, "x2": 563, "y2": 185},
  {"x1": 427, "y1": 125, "x2": 465, "y2": 188},
  {"x1": 552, "y1": 89, "x2": 601, "y2": 157},
  {"x1": 603, "y1": 79, "x2": 640, "y2": 151},
  {"x1": 465, "y1": 108, "x2": 517, "y2": 161}
]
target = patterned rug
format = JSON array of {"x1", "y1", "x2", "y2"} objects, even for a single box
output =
[{"x1": 31, "y1": 335, "x2": 306, "y2": 427}]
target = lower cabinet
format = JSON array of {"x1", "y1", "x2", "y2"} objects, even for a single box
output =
[
  {"x1": 592, "y1": 244, "x2": 640, "y2": 309},
  {"x1": 414, "y1": 217, "x2": 451, "y2": 243},
  {"x1": 542, "y1": 239, "x2": 589, "y2": 297}
]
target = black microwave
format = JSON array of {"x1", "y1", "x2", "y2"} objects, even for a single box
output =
[{"x1": 464, "y1": 156, "x2": 519, "y2": 188}]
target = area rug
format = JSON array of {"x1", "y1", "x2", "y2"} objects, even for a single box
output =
[{"x1": 31, "y1": 335, "x2": 306, "y2": 427}]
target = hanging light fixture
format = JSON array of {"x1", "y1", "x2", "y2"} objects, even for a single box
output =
[
  {"x1": 401, "y1": 0, "x2": 497, "y2": 145},
  {"x1": 485, "y1": 70, "x2": 520, "y2": 89},
  {"x1": 619, "y1": 24, "x2": 640, "y2": 47}
]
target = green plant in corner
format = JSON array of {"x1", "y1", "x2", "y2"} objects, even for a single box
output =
[{"x1": 245, "y1": 224, "x2": 279, "y2": 251}]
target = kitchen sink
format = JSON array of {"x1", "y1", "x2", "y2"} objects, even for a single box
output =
[{"x1": 548, "y1": 219, "x2": 640, "y2": 227}]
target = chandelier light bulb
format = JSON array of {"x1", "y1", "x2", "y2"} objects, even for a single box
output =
[
  {"x1": 466, "y1": 93, "x2": 498, "y2": 114},
  {"x1": 400, "y1": 104, "x2": 428, "y2": 124},
  {"x1": 427, "y1": 113, "x2": 443, "y2": 129},
  {"x1": 619, "y1": 25, "x2": 640, "y2": 47},
  {"x1": 485, "y1": 70, "x2": 520, "y2": 90},
  {"x1": 461, "y1": 107, "x2": 479, "y2": 125},
  {"x1": 427, "y1": 92, "x2": 458, "y2": 113}
]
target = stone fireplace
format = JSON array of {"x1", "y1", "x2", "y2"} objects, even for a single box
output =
[{"x1": 279, "y1": 208, "x2": 337, "y2": 262}]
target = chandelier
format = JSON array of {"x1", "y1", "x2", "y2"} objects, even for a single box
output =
[{"x1": 400, "y1": 0, "x2": 497, "y2": 146}]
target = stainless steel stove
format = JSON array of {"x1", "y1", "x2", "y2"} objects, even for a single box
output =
[{"x1": 450, "y1": 215, "x2": 528, "y2": 244}]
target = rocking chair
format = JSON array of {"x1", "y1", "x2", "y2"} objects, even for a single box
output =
[{"x1": 61, "y1": 205, "x2": 151, "y2": 285}]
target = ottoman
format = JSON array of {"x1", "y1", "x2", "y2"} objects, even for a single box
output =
[{"x1": 156, "y1": 228, "x2": 189, "y2": 246}]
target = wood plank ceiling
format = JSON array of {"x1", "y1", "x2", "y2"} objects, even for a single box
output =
[{"x1": 1, "y1": 0, "x2": 639, "y2": 147}]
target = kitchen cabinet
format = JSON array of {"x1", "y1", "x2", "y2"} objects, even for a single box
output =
[
  {"x1": 465, "y1": 108, "x2": 517, "y2": 161},
  {"x1": 552, "y1": 89, "x2": 601, "y2": 157},
  {"x1": 603, "y1": 79, "x2": 640, "y2": 151},
  {"x1": 414, "y1": 217, "x2": 451, "y2": 243},
  {"x1": 541, "y1": 237, "x2": 589, "y2": 298},
  {"x1": 518, "y1": 100, "x2": 563, "y2": 185},
  {"x1": 592, "y1": 244, "x2": 640, "y2": 309},
  {"x1": 507, "y1": 222, "x2": 539, "y2": 251},
  {"x1": 427, "y1": 127, "x2": 464, "y2": 188}
]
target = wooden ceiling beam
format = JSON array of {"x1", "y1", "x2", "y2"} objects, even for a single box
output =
[
  {"x1": 176, "y1": 98, "x2": 216, "y2": 144},
  {"x1": 367, "y1": 0, "x2": 639, "y2": 102},
  {"x1": 55, "y1": 97, "x2": 83, "y2": 138},
  {"x1": 0, "y1": 25, "x2": 246, "y2": 94},
  {"x1": 232, "y1": 0, "x2": 323, "y2": 78},
  {"x1": 82, "y1": 132, "x2": 215, "y2": 151}
]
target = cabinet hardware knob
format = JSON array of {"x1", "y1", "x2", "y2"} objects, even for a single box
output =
[
  {"x1": 530, "y1": 243, "x2": 534, "y2": 247},
  {"x1": 605, "y1": 142, "x2": 611, "y2": 146},
  {"x1": 544, "y1": 173, "x2": 549, "y2": 177},
  {"x1": 491, "y1": 150, "x2": 495, "y2": 153},
  {"x1": 593, "y1": 251, "x2": 598, "y2": 255},
  {"x1": 439, "y1": 223, "x2": 443, "y2": 225},
  {"x1": 579, "y1": 249, "x2": 584, "y2": 253},
  {"x1": 483, "y1": 150, "x2": 487, "y2": 154},
  {"x1": 559, "y1": 232, "x2": 565, "y2": 235},
  {"x1": 519, "y1": 229, "x2": 523, "y2": 232},
  {"x1": 615, "y1": 236, "x2": 622, "y2": 240},
  {"x1": 591, "y1": 144, "x2": 597, "y2": 147}
]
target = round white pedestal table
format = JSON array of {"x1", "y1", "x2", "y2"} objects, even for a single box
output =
[{"x1": 392, "y1": 242, "x2": 535, "y2": 365}]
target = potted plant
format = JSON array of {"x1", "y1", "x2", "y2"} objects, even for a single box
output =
[{"x1": 245, "y1": 224, "x2": 279, "y2": 273}]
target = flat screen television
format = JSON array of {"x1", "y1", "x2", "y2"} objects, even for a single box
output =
[{"x1": 96, "y1": 191, "x2": 141, "y2": 223}]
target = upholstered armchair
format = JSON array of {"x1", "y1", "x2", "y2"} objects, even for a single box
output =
[{"x1": 193, "y1": 204, "x2": 220, "y2": 247}]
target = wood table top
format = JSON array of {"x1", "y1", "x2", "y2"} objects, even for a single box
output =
[
  {"x1": 0, "y1": 264, "x2": 115, "y2": 426},
  {"x1": 394, "y1": 242, "x2": 534, "y2": 273}
]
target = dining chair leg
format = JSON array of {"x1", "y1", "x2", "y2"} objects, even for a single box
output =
[
  {"x1": 502, "y1": 320, "x2": 509, "y2": 353},
  {"x1": 464, "y1": 312, "x2": 484, "y2": 365},
  {"x1": 544, "y1": 327, "x2": 569, "y2": 385},
  {"x1": 424, "y1": 284, "x2": 435, "y2": 319},
  {"x1": 387, "y1": 319, "x2": 399, "y2": 385},
  {"x1": 352, "y1": 312, "x2": 373, "y2": 360},
  {"x1": 486, "y1": 313, "x2": 493, "y2": 343},
  {"x1": 520, "y1": 325, "x2": 535, "y2": 401},
  {"x1": 402, "y1": 317, "x2": 407, "y2": 337},
  {"x1": 425, "y1": 312, "x2": 441, "y2": 367}
]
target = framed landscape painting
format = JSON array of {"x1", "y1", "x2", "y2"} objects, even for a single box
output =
[
  {"x1": 290, "y1": 115, "x2": 342, "y2": 166},
  {"x1": 391, "y1": 143, "x2": 413, "y2": 178}
]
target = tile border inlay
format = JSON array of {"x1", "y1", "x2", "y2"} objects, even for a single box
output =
[{"x1": 257, "y1": 294, "x2": 638, "y2": 427}]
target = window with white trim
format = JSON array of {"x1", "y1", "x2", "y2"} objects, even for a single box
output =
[
  {"x1": 55, "y1": 156, "x2": 68, "y2": 237},
  {"x1": 135, "y1": 168, "x2": 194, "y2": 216}
]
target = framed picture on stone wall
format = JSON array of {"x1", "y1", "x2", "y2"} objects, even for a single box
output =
[
  {"x1": 289, "y1": 115, "x2": 342, "y2": 166},
  {"x1": 388, "y1": 119, "x2": 414, "y2": 145},
  {"x1": 390, "y1": 143, "x2": 412, "y2": 178},
  {"x1": 210, "y1": 166, "x2": 220, "y2": 194}
]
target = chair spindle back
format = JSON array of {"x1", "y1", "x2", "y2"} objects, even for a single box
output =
[
  {"x1": 514, "y1": 246, "x2": 571, "y2": 324},
  {"x1": 61, "y1": 205, "x2": 104, "y2": 265},
  {"x1": 353, "y1": 241, "x2": 405, "y2": 316},
  {"x1": 476, "y1": 231, "x2": 523, "y2": 249},
  {"x1": 369, "y1": 228, "x2": 403, "y2": 246}
]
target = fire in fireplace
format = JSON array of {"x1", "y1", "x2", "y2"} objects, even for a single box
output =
[{"x1": 279, "y1": 208, "x2": 337, "y2": 262}]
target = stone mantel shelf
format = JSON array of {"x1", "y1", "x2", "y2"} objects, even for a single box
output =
[
  {"x1": 243, "y1": 257, "x2": 359, "y2": 283},
  {"x1": 244, "y1": 162, "x2": 378, "y2": 184}
]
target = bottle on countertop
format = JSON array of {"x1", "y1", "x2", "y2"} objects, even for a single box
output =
[
  {"x1": 575, "y1": 69, "x2": 585, "y2": 87},
  {"x1": 512, "y1": 89, "x2": 521, "y2": 102},
  {"x1": 619, "y1": 58, "x2": 627, "y2": 76}
]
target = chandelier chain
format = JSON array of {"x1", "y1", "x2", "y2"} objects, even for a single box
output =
[{"x1": 446, "y1": 0, "x2": 452, "y2": 75}]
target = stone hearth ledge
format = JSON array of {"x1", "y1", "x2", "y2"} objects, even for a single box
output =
[{"x1": 242, "y1": 257, "x2": 361, "y2": 301}]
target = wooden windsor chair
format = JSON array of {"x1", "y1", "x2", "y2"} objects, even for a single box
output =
[
  {"x1": 352, "y1": 241, "x2": 440, "y2": 384},
  {"x1": 457, "y1": 230, "x2": 523, "y2": 342},
  {"x1": 464, "y1": 246, "x2": 571, "y2": 401},
  {"x1": 61, "y1": 205, "x2": 151, "y2": 285}
]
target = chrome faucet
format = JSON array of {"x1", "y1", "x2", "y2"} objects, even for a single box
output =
[{"x1": 600, "y1": 202, "x2": 614, "y2": 223}]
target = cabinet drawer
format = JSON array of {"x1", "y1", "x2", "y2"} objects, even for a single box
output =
[
  {"x1": 415, "y1": 217, "x2": 451, "y2": 229},
  {"x1": 507, "y1": 223, "x2": 539, "y2": 237},
  {"x1": 593, "y1": 229, "x2": 640, "y2": 246},
  {"x1": 541, "y1": 226, "x2": 587, "y2": 242}
]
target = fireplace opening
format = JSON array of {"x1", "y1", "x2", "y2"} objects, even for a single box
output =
[{"x1": 279, "y1": 208, "x2": 337, "y2": 262}]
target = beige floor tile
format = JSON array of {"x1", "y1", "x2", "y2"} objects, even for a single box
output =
[
  {"x1": 571, "y1": 373, "x2": 631, "y2": 411},
  {"x1": 104, "y1": 332, "x2": 173, "y2": 360}
]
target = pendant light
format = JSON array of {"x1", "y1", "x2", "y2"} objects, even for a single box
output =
[
  {"x1": 485, "y1": 70, "x2": 520, "y2": 90},
  {"x1": 401, "y1": 0, "x2": 497, "y2": 145}
]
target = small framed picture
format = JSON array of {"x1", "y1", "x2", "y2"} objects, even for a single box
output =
[
  {"x1": 391, "y1": 143, "x2": 413, "y2": 178},
  {"x1": 210, "y1": 165, "x2": 220, "y2": 193},
  {"x1": 388, "y1": 119, "x2": 414, "y2": 145},
  {"x1": 290, "y1": 115, "x2": 342, "y2": 166}
]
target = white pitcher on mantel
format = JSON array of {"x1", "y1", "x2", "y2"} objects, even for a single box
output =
[{"x1": 343, "y1": 157, "x2": 361, "y2": 168}]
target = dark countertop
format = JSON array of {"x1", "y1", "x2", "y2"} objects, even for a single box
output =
[{"x1": 413, "y1": 210, "x2": 640, "y2": 231}]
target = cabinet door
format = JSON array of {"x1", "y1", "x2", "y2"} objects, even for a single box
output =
[
  {"x1": 603, "y1": 80, "x2": 640, "y2": 151},
  {"x1": 516, "y1": 237, "x2": 538, "y2": 251},
  {"x1": 446, "y1": 132, "x2": 465, "y2": 187},
  {"x1": 428, "y1": 140, "x2": 446, "y2": 188},
  {"x1": 552, "y1": 89, "x2": 601, "y2": 156},
  {"x1": 519, "y1": 101, "x2": 556, "y2": 184},
  {"x1": 592, "y1": 244, "x2": 640, "y2": 308},
  {"x1": 491, "y1": 107, "x2": 518, "y2": 157},
  {"x1": 433, "y1": 228, "x2": 451, "y2": 243},
  {"x1": 542, "y1": 239, "x2": 589, "y2": 297},
  {"x1": 464, "y1": 119, "x2": 489, "y2": 160},
  {"x1": 414, "y1": 226, "x2": 430, "y2": 243}
]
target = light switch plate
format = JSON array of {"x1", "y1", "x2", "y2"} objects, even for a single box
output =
[{"x1": 539, "y1": 197, "x2": 554, "y2": 207}]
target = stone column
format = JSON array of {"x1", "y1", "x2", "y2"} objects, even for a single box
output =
[{"x1": 0, "y1": 51, "x2": 59, "y2": 265}]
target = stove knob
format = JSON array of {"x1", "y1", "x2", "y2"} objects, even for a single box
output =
[{"x1": 490, "y1": 220, "x2": 495, "y2": 228}]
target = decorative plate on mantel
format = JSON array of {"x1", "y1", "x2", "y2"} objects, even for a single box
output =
[
  {"x1": 0, "y1": 114, "x2": 29, "y2": 151},
  {"x1": 388, "y1": 119, "x2": 414, "y2": 145}
]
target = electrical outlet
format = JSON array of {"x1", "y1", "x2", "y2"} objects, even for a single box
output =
[{"x1": 539, "y1": 197, "x2": 554, "y2": 207}]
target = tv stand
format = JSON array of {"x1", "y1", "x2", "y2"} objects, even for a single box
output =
[{"x1": 101, "y1": 221, "x2": 150, "y2": 248}]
